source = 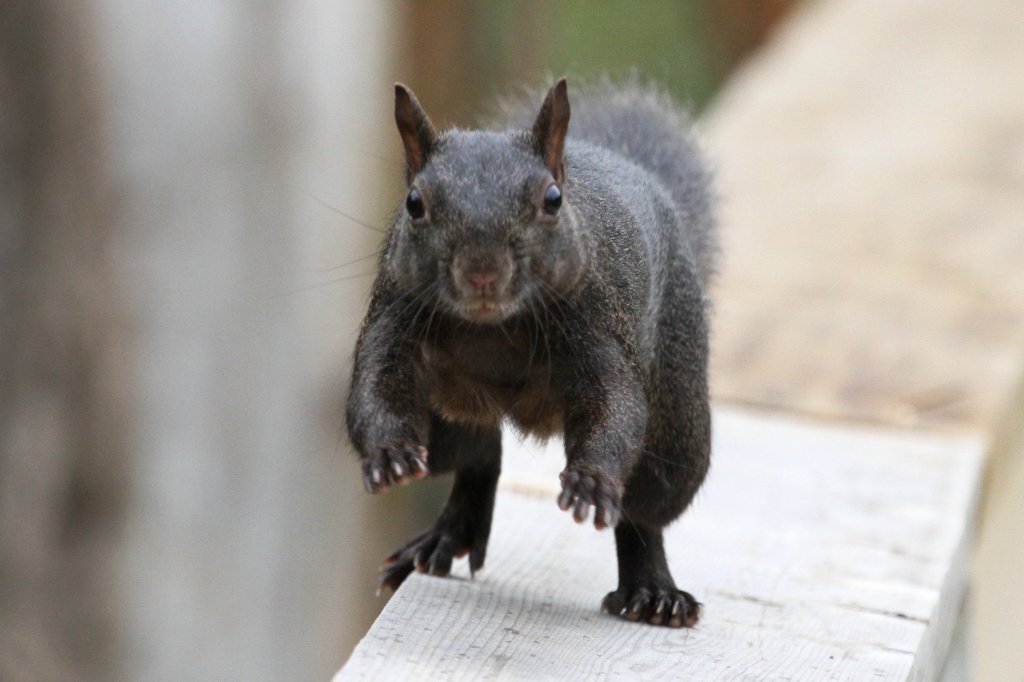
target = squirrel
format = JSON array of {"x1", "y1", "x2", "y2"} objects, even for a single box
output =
[{"x1": 346, "y1": 77, "x2": 715, "y2": 628}]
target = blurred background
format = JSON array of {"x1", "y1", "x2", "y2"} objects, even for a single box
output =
[{"x1": 0, "y1": 1, "x2": 796, "y2": 680}]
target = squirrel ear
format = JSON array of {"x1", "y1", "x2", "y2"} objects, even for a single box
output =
[
  {"x1": 531, "y1": 78, "x2": 570, "y2": 184},
  {"x1": 394, "y1": 84, "x2": 437, "y2": 182}
]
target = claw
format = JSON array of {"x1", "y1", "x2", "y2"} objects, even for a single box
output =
[
  {"x1": 573, "y1": 497, "x2": 591, "y2": 524},
  {"x1": 410, "y1": 457, "x2": 428, "y2": 477},
  {"x1": 650, "y1": 594, "x2": 670, "y2": 625},
  {"x1": 595, "y1": 502, "x2": 616, "y2": 530},
  {"x1": 361, "y1": 440, "x2": 429, "y2": 494},
  {"x1": 377, "y1": 517, "x2": 488, "y2": 592},
  {"x1": 557, "y1": 468, "x2": 622, "y2": 531},
  {"x1": 557, "y1": 471, "x2": 579, "y2": 511},
  {"x1": 603, "y1": 586, "x2": 701, "y2": 628}
]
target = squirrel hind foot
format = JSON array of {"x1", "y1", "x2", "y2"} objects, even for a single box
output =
[
  {"x1": 601, "y1": 586, "x2": 701, "y2": 628},
  {"x1": 377, "y1": 515, "x2": 489, "y2": 593}
]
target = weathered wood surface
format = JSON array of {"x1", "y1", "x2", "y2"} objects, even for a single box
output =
[{"x1": 337, "y1": 409, "x2": 982, "y2": 681}]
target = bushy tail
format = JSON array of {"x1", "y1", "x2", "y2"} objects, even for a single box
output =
[{"x1": 494, "y1": 77, "x2": 717, "y2": 287}]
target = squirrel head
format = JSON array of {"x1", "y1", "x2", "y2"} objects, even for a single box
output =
[{"x1": 385, "y1": 79, "x2": 587, "y2": 325}]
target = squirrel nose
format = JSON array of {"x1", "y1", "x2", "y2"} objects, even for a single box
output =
[{"x1": 465, "y1": 269, "x2": 499, "y2": 291}]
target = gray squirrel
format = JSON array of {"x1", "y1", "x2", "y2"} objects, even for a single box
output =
[{"x1": 346, "y1": 77, "x2": 715, "y2": 628}]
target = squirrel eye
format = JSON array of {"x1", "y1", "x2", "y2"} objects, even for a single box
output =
[
  {"x1": 406, "y1": 187, "x2": 425, "y2": 220},
  {"x1": 542, "y1": 183, "x2": 562, "y2": 214}
]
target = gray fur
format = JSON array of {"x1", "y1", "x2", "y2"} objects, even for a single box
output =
[{"x1": 346, "y1": 78, "x2": 717, "y2": 627}]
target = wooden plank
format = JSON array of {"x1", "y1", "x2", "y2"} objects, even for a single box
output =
[
  {"x1": 337, "y1": 408, "x2": 983, "y2": 681},
  {"x1": 972, "y1": 376, "x2": 1024, "y2": 681},
  {"x1": 705, "y1": 0, "x2": 1024, "y2": 432}
]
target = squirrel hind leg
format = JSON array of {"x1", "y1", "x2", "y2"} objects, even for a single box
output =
[
  {"x1": 378, "y1": 418, "x2": 501, "y2": 593},
  {"x1": 602, "y1": 523, "x2": 701, "y2": 628},
  {"x1": 624, "y1": 369, "x2": 712, "y2": 528},
  {"x1": 620, "y1": 437, "x2": 708, "y2": 529}
]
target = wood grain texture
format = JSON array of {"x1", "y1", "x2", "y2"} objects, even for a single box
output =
[{"x1": 337, "y1": 409, "x2": 983, "y2": 681}]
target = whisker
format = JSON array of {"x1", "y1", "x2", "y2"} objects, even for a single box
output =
[
  {"x1": 322, "y1": 248, "x2": 384, "y2": 271},
  {"x1": 272, "y1": 270, "x2": 377, "y2": 298},
  {"x1": 420, "y1": 285, "x2": 444, "y2": 348},
  {"x1": 535, "y1": 279, "x2": 574, "y2": 342},
  {"x1": 526, "y1": 293, "x2": 555, "y2": 400},
  {"x1": 523, "y1": 297, "x2": 540, "y2": 378},
  {"x1": 311, "y1": 194, "x2": 387, "y2": 234},
  {"x1": 637, "y1": 447, "x2": 707, "y2": 474},
  {"x1": 403, "y1": 281, "x2": 441, "y2": 342},
  {"x1": 495, "y1": 318, "x2": 514, "y2": 346}
]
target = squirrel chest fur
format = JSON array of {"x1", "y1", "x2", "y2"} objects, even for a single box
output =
[
  {"x1": 346, "y1": 78, "x2": 716, "y2": 628},
  {"x1": 419, "y1": 321, "x2": 564, "y2": 436}
]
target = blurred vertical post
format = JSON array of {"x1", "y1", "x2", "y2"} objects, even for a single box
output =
[
  {"x1": 3, "y1": 0, "x2": 395, "y2": 679},
  {"x1": 97, "y1": 0, "x2": 395, "y2": 679},
  {"x1": 0, "y1": 3, "x2": 127, "y2": 680}
]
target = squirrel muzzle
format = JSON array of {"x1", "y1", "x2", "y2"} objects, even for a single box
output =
[{"x1": 451, "y1": 250, "x2": 515, "y2": 323}]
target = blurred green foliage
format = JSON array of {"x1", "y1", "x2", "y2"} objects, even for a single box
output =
[
  {"x1": 403, "y1": 0, "x2": 795, "y2": 124},
  {"x1": 545, "y1": 1, "x2": 720, "y2": 109},
  {"x1": 478, "y1": 0, "x2": 724, "y2": 112}
]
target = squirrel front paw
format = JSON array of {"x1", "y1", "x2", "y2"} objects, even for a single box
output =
[
  {"x1": 362, "y1": 440, "x2": 429, "y2": 493},
  {"x1": 557, "y1": 468, "x2": 622, "y2": 530}
]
